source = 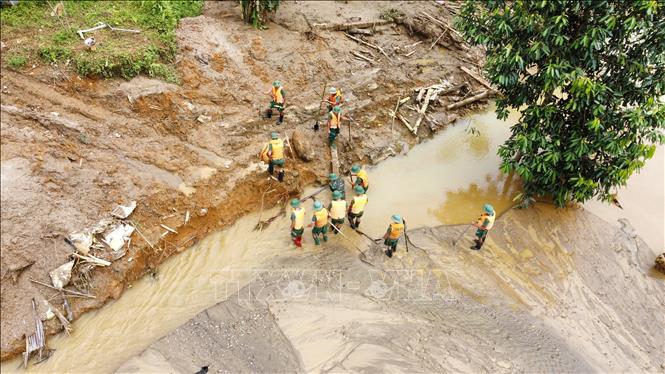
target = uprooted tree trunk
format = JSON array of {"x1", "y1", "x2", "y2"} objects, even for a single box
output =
[{"x1": 240, "y1": 0, "x2": 280, "y2": 29}]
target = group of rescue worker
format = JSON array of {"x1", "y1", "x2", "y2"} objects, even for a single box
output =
[{"x1": 262, "y1": 80, "x2": 497, "y2": 256}]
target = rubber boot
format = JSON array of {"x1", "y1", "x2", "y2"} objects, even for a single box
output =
[
  {"x1": 355, "y1": 219, "x2": 361, "y2": 229},
  {"x1": 385, "y1": 248, "x2": 393, "y2": 258},
  {"x1": 314, "y1": 235, "x2": 321, "y2": 245},
  {"x1": 295, "y1": 236, "x2": 302, "y2": 248},
  {"x1": 268, "y1": 163, "x2": 274, "y2": 175},
  {"x1": 277, "y1": 112, "x2": 284, "y2": 125},
  {"x1": 323, "y1": 234, "x2": 328, "y2": 242},
  {"x1": 278, "y1": 170, "x2": 284, "y2": 182},
  {"x1": 266, "y1": 109, "x2": 273, "y2": 119},
  {"x1": 470, "y1": 239, "x2": 481, "y2": 250}
]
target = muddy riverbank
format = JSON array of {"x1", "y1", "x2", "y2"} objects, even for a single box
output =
[{"x1": 1, "y1": 1, "x2": 492, "y2": 359}]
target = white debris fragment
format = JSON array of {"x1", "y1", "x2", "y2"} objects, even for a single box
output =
[
  {"x1": 49, "y1": 260, "x2": 74, "y2": 289},
  {"x1": 103, "y1": 224, "x2": 135, "y2": 251},
  {"x1": 111, "y1": 201, "x2": 137, "y2": 219},
  {"x1": 67, "y1": 232, "x2": 92, "y2": 255}
]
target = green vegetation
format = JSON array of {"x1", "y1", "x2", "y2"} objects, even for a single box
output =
[
  {"x1": 0, "y1": 1, "x2": 203, "y2": 82},
  {"x1": 457, "y1": 0, "x2": 665, "y2": 207},
  {"x1": 380, "y1": 8, "x2": 405, "y2": 22},
  {"x1": 6, "y1": 54, "x2": 27, "y2": 70},
  {"x1": 240, "y1": 0, "x2": 280, "y2": 29}
]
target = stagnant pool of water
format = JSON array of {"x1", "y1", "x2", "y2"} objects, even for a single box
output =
[{"x1": 2, "y1": 105, "x2": 662, "y2": 373}]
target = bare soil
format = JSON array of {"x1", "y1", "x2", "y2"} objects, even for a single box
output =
[{"x1": 0, "y1": 1, "x2": 489, "y2": 360}]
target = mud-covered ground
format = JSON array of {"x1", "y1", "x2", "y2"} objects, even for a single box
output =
[
  {"x1": 1, "y1": 1, "x2": 489, "y2": 360},
  {"x1": 118, "y1": 208, "x2": 665, "y2": 373}
]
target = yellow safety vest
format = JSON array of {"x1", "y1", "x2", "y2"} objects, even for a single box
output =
[
  {"x1": 329, "y1": 112, "x2": 341, "y2": 129},
  {"x1": 292, "y1": 207, "x2": 305, "y2": 230},
  {"x1": 259, "y1": 144, "x2": 270, "y2": 163},
  {"x1": 272, "y1": 86, "x2": 284, "y2": 104},
  {"x1": 269, "y1": 139, "x2": 284, "y2": 160},
  {"x1": 477, "y1": 213, "x2": 495, "y2": 231},
  {"x1": 388, "y1": 223, "x2": 404, "y2": 240},
  {"x1": 351, "y1": 194, "x2": 368, "y2": 214},
  {"x1": 330, "y1": 200, "x2": 346, "y2": 220},
  {"x1": 314, "y1": 208, "x2": 329, "y2": 227},
  {"x1": 356, "y1": 169, "x2": 369, "y2": 188}
]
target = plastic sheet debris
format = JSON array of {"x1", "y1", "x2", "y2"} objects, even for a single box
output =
[
  {"x1": 102, "y1": 224, "x2": 135, "y2": 251},
  {"x1": 111, "y1": 201, "x2": 137, "y2": 219},
  {"x1": 66, "y1": 232, "x2": 92, "y2": 255},
  {"x1": 49, "y1": 260, "x2": 74, "y2": 289}
]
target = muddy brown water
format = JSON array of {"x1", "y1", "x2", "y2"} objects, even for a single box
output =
[{"x1": 2, "y1": 106, "x2": 662, "y2": 373}]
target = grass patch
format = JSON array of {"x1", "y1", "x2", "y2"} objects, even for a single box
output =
[
  {"x1": 0, "y1": 1, "x2": 203, "y2": 82},
  {"x1": 6, "y1": 54, "x2": 27, "y2": 70}
]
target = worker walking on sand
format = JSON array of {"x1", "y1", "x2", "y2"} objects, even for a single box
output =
[
  {"x1": 268, "y1": 80, "x2": 285, "y2": 125},
  {"x1": 311, "y1": 201, "x2": 329, "y2": 245},
  {"x1": 471, "y1": 203, "x2": 495, "y2": 250},
  {"x1": 328, "y1": 173, "x2": 345, "y2": 199},
  {"x1": 323, "y1": 86, "x2": 344, "y2": 112},
  {"x1": 382, "y1": 214, "x2": 405, "y2": 258},
  {"x1": 328, "y1": 105, "x2": 342, "y2": 148},
  {"x1": 259, "y1": 132, "x2": 285, "y2": 182},
  {"x1": 350, "y1": 164, "x2": 369, "y2": 193},
  {"x1": 347, "y1": 185, "x2": 368, "y2": 229},
  {"x1": 290, "y1": 199, "x2": 305, "y2": 248},
  {"x1": 328, "y1": 191, "x2": 347, "y2": 234}
]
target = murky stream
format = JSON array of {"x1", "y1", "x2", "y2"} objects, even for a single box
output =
[{"x1": 2, "y1": 106, "x2": 662, "y2": 373}]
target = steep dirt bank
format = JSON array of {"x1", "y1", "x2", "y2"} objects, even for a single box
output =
[
  {"x1": 118, "y1": 207, "x2": 665, "y2": 373},
  {"x1": 1, "y1": 1, "x2": 489, "y2": 360}
]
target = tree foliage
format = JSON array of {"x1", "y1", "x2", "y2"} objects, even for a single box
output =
[
  {"x1": 457, "y1": 0, "x2": 665, "y2": 206},
  {"x1": 240, "y1": 0, "x2": 280, "y2": 29}
]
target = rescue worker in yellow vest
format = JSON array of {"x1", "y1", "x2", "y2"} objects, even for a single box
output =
[
  {"x1": 383, "y1": 214, "x2": 405, "y2": 258},
  {"x1": 350, "y1": 164, "x2": 369, "y2": 193},
  {"x1": 323, "y1": 86, "x2": 343, "y2": 112},
  {"x1": 328, "y1": 105, "x2": 342, "y2": 148},
  {"x1": 471, "y1": 203, "x2": 495, "y2": 250},
  {"x1": 311, "y1": 201, "x2": 329, "y2": 245},
  {"x1": 259, "y1": 132, "x2": 285, "y2": 182},
  {"x1": 328, "y1": 191, "x2": 347, "y2": 234},
  {"x1": 268, "y1": 80, "x2": 285, "y2": 125},
  {"x1": 290, "y1": 199, "x2": 305, "y2": 248},
  {"x1": 347, "y1": 185, "x2": 368, "y2": 229}
]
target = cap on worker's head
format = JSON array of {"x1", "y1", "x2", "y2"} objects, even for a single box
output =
[
  {"x1": 329, "y1": 87, "x2": 337, "y2": 94},
  {"x1": 351, "y1": 165, "x2": 360, "y2": 173},
  {"x1": 329, "y1": 173, "x2": 338, "y2": 180},
  {"x1": 271, "y1": 132, "x2": 279, "y2": 139},
  {"x1": 483, "y1": 203, "x2": 494, "y2": 214},
  {"x1": 290, "y1": 198, "x2": 300, "y2": 208},
  {"x1": 391, "y1": 214, "x2": 402, "y2": 223},
  {"x1": 333, "y1": 105, "x2": 341, "y2": 113},
  {"x1": 273, "y1": 80, "x2": 281, "y2": 87},
  {"x1": 354, "y1": 185, "x2": 365, "y2": 194},
  {"x1": 313, "y1": 201, "x2": 323, "y2": 211},
  {"x1": 332, "y1": 190, "x2": 342, "y2": 199}
]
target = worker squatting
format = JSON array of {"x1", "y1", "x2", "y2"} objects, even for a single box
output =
[{"x1": 262, "y1": 81, "x2": 496, "y2": 256}]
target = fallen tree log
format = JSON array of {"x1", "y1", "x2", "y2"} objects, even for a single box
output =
[
  {"x1": 314, "y1": 20, "x2": 391, "y2": 31},
  {"x1": 459, "y1": 66, "x2": 493, "y2": 90},
  {"x1": 446, "y1": 90, "x2": 491, "y2": 110}
]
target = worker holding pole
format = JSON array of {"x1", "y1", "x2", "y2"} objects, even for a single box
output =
[
  {"x1": 471, "y1": 203, "x2": 495, "y2": 250},
  {"x1": 382, "y1": 214, "x2": 405, "y2": 258},
  {"x1": 347, "y1": 185, "x2": 368, "y2": 229},
  {"x1": 328, "y1": 191, "x2": 347, "y2": 234},
  {"x1": 323, "y1": 86, "x2": 344, "y2": 112},
  {"x1": 328, "y1": 173, "x2": 345, "y2": 199},
  {"x1": 268, "y1": 80, "x2": 285, "y2": 125},
  {"x1": 311, "y1": 201, "x2": 329, "y2": 245},
  {"x1": 350, "y1": 164, "x2": 369, "y2": 193},
  {"x1": 290, "y1": 199, "x2": 305, "y2": 248},
  {"x1": 328, "y1": 105, "x2": 342, "y2": 148},
  {"x1": 259, "y1": 132, "x2": 285, "y2": 182}
]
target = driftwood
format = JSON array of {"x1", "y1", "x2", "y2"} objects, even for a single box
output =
[
  {"x1": 344, "y1": 33, "x2": 390, "y2": 60},
  {"x1": 459, "y1": 66, "x2": 493, "y2": 90},
  {"x1": 347, "y1": 28, "x2": 373, "y2": 36},
  {"x1": 314, "y1": 19, "x2": 391, "y2": 31},
  {"x1": 446, "y1": 90, "x2": 491, "y2": 110},
  {"x1": 351, "y1": 50, "x2": 375, "y2": 64},
  {"x1": 413, "y1": 88, "x2": 434, "y2": 133},
  {"x1": 24, "y1": 299, "x2": 45, "y2": 368},
  {"x1": 395, "y1": 112, "x2": 416, "y2": 135},
  {"x1": 159, "y1": 224, "x2": 178, "y2": 234}
]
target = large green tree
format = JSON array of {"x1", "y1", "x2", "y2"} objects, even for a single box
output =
[{"x1": 457, "y1": 0, "x2": 665, "y2": 206}]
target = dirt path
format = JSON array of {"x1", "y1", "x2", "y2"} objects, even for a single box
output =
[
  {"x1": 1, "y1": 1, "x2": 489, "y2": 360},
  {"x1": 117, "y1": 208, "x2": 664, "y2": 373}
]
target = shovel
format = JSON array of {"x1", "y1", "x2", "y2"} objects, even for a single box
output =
[
  {"x1": 452, "y1": 225, "x2": 472, "y2": 247},
  {"x1": 314, "y1": 81, "x2": 328, "y2": 131}
]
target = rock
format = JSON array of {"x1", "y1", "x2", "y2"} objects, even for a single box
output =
[
  {"x1": 290, "y1": 129, "x2": 314, "y2": 162},
  {"x1": 655, "y1": 253, "x2": 665, "y2": 274}
]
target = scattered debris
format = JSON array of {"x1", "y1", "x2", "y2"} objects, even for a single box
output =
[
  {"x1": 49, "y1": 261, "x2": 74, "y2": 290},
  {"x1": 459, "y1": 66, "x2": 494, "y2": 90},
  {"x1": 160, "y1": 224, "x2": 178, "y2": 234},
  {"x1": 66, "y1": 232, "x2": 93, "y2": 255},
  {"x1": 71, "y1": 253, "x2": 111, "y2": 267},
  {"x1": 313, "y1": 19, "x2": 391, "y2": 31},
  {"x1": 344, "y1": 33, "x2": 390, "y2": 60},
  {"x1": 197, "y1": 114, "x2": 212, "y2": 123},
  {"x1": 111, "y1": 201, "x2": 137, "y2": 219},
  {"x1": 77, "y1": 22, "x2": 141, "y2": 40},
  {"x1": 102, "y1": 223, "x2": 135, "y2": 251},
  {"x1": 23, "y1": 299, "x2": 45, "y2": 368},
  {"x1": 351, "y1": 50, "x2": 375, "y2": 64},
  {"x1": 446, "y1": 90, "x2": 492, "y2": 110}
]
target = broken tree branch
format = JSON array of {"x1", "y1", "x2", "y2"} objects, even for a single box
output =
[
  {"x1": 351, "y1": 50, "x2": 375, "y2": 63},
  {"x1": 314, "y1": 19, "x2": 391, "y2": 31},
  {"x1": 29, "y1": 279, "x2": 96, "y2": 298},
  {"x1": 459, "y1": 66, "x2": 493, "y2": 90},
  {"x1": 344, "y1": 33, "x2": 390, "y2": 60}
]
